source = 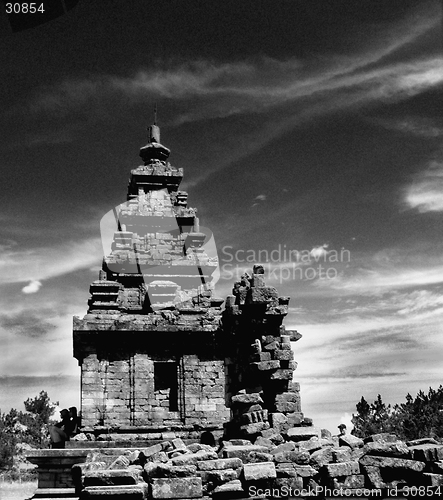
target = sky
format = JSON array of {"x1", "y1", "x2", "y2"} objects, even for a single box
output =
[{"x1": 0, "y1": 0, "x2": 442, "y2": 433}]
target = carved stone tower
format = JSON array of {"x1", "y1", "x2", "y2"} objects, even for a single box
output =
[{"x1": 73, "y1": 120, "x2": 305, "y2": 440}]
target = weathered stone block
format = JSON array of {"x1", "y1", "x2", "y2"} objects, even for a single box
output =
[
  {"x1": 276, "y1": 463, "x2": 297, "y2": 478},
  {"x1": 332, "y1": 447, "x2": 352, "y2": 463},
  {"x1": 254, "y1": 437, "x2": 274, "y2": 449},
  {"x1": 196, "y1": 458, "x2": 242, "y2": 471},
  {"x1": 81, "y1": 484, "x2": 149, "y2": 498},
  {"x1": 332, "y1": 474, "x2": 365, "y2": 489},
  {"x1": 222, "y1": 445, "x2": 269, "y2": 462},
  {"x1": 246, "y1": 451, "x2": 274, "y2": 463},
  {"x1": 299, "y1": 437, "x2": 322, "y2": 453},
  {"x1": 269, "y1": 413, "x2": 287, "y2": 431},
  {"x1": 310, "y1": 446, "x2": 334, "y2": 468},
  {"x1": 294, "y1": 465, "x2": 318, "y2": 477},
  {"x1": 363, "y1": 440, "x2": 410, "y2": 458},
  {"x1": 171, "y1": 450, "x2": 217, "y2": 466},
  {"x1": 83, "y1": 470, "x2": 139, "y2": 487},
  {"x1": 206, "y1": 469, "x2": 239, "y2": 484},
  {"x1": 246, "y1": 287, "x2": 278, "y2": 305},
  {"x1": 339, "y1": 434, "x2": 364, "y2": 449},
  {"x1": 151, "y1": 477, "x2": 202, "y2": 499},
  {"x1": 408, "y1": 444, "x2": 443, "y2": 462},
  {"x1": 240, "y1": 422, "x2": 269, "y2": 435},
  {"x1": 364, "y1": 433, "x2": 399, "y2": 444},
  {"x1": 231, "y1": 393, "x2": 263, "y2": 405},
  {"x1": 273, "y1": 450, "x2": 310, "y2": 465},
  {"x1": 361, "y1": 465, "x2": 386, "y2": 489},
  {"x1": 273, "y1": 477, "x2": 303, "y2": 490},
  {"x1": 155, "y1": 464, "x2": 197, "y2": 478},
  {"x1": 272, "y1": 442, "x2": 296, "y2": 455},
  {"x1": 242, "y1": 462, "x2": 276, "y2": 481},
  {"x1": 323, "y1": 461, "x2": 360, "y2": 477},
  {"x1": 273, "y1": 350, "x2": 294, "y2": 361},
  {"x1": 270, "y1": 369, "x2": 294, "y2": 380},
  {"x1": 275, "y1": 392, "x2": 300, "y2": 403},
  {"x1": 359, "y1": 455, "x2": 426, "y2": 471},
  {"x1": 286, "y1": 427, "x2": 321, "y2": 442},
  {"x1": 212, "y1": 479, "x2": 243, "y2": 494},
  {"x1": 254, "y1": 360, "x2": 280, "y2": 371}
]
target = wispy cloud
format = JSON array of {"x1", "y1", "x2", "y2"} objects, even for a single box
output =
[
  {"x1": 0, "y1": 237, "x2": 101, "y2": 285},
  {"x1": 404, "y1": 160, "x2": 443, "y2": 212}
]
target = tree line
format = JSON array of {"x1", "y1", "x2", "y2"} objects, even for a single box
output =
[
  {"x1": 0, "y1": 391, "x2": 54, "y2": 471},
  {"x1": 352, "y1": 385, "x2": 443, "y2": 440}
]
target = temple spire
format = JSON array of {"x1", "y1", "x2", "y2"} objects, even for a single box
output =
[{"x1": 148, "y1": 104, "x2": 160, "y2": 143}]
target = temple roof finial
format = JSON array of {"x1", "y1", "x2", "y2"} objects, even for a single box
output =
[
  {"x1": 147, "y1": 104, "x2": 160, "y2": 144},
  {"x1": 140, "y1": 104, "x2": 170, "y2": 164}
]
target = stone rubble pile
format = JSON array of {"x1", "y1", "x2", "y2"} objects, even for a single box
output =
[{"x1": 72, "y1": 431, "x2": 443, "y2": 498}]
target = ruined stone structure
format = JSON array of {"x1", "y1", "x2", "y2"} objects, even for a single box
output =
[
  {"x1": 73, "y1": 121, "x2": 303, "y2": 440},
  {"x1": 28, "y1": 122, "x2": 443, "y2": 500}
]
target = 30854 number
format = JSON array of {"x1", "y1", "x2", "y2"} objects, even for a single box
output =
[{"x1": 5, "y1": 3, "x2": 45, "y2": 14}]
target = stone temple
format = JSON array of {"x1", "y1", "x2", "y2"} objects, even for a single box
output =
[
  {"x1": 73, "y1": 120, "x2": 304, "y2": 441},
  {"x1": 28, "y1": 121, "x2": 443, "y2": 499}
]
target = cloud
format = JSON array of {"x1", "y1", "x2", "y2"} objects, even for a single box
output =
[
  {"x1": 404, "y1": 161, "x2": 443, "y2": 212},
  {"x1": 0, "y1": 310, "x2": 57, "y2": 337},
  {"x1": 0, "y1": 237, "x2": 102, "y2": 285},
  {"x1": 255, "y1": 194, "x2": 266, "y2": 201},
  {"x1": 22, "y1": 280, "x2": 42, "y2": 294},
  {"x1": 310, "y1": 244, "x2": 329, "y2": 260}
]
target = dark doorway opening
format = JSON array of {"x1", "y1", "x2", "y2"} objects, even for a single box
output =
[{"x1": 154, "y1": 362, "x2": 179, "y2": 411}]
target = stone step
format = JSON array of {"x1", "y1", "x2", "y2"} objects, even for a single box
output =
[{"x1": 32, "y1": 487, "x2": 77, "y2": 499}]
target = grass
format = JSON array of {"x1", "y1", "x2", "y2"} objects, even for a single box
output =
[{"x1": 0, "y1": 480, "x2": 37, "y2": 500}]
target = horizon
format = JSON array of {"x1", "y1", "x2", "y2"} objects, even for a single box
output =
[{"x1": 1, "y1": 0, "x2": 443, "y2": 434}]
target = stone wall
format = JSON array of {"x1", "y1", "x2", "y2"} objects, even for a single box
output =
[{"x1": 79, "y1": 349, "x2": 229, "y2": 430}]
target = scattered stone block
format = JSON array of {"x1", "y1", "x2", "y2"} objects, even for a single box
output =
[
  {"x1": 286, "y1": 427, "x2": 321, "y2": 442},
  {"x1": 240, "y1": 422, "x2": 269, "y2": 435},
  {"x1": 243, "y1": 462, "x2": 276, "y2": 481},
  {"x1": 310, "y1": 447, "x2": 333, "y2": 468},
  {"x1": 254, "y1": 437, "x2": 274, "y2": 449},
  {"x1": 197, "y1": 458, "x2": 242, "y2": 471},
  {"x1": 273, "y1": 477, "x2": 303, "y2": 490},
  {"x1": 246, "y1": 451, "x2": 274, "y2": 463},
  {"x1": 294, "y1": 465, "x2": 318, "y2": 477},
  {"x1": 273, "y1": 450, "x2": 310, "y2": 465},
  {"x1": 364, "y1": 433, "x2": 399, "y2": 444},
  {"x1": 338, "y1": 434, "x2": 364, "y2": 449},
  {"x1": 332, "y1": 447, "x2": 352, "y2": 463},
  {"x1": 81, "y1": 484, "x2": 149, "y2": 498},
  {"x1": 360, "y1": 455, "x2": 426, "y2": 472},
  {"x1": 363, "y1": 440, "x2": 410, "y2": 458},
  {"x1": 272, "y1": 442, "x2": 296, "y2": 455},
  {"x1": 83, "y1": 470, "x2": 139, "y2": 487},
  {"x1": 222, "y1": 445, "x2": 269, "y2": 462},
  {"x1": 206, "y1": 469, "x2": 239, "y2": 484},
  {"x1": 171, "y1": 450, "x2": 217, "y2": 466},
  {"x1": 332, "y1": 474, "x2": 365, "y2": 489},
  {"x1": 323, "y1": 461, "x2": 360, "y2": 477},
  {"x1": 408, "y1": 444, "x2": 443, "y2": 462},
  {"x1": 212, "y1": 479, "x2": 243, "y2": 494},
  {"x1": 151, "y1": 477, "x2": 202, "y2": 499},
  {"x1": 155, "y1": 464, "x2": 197, "y2": 478},
  {"x1": 362, "y1": 465, "x2": 386, "y2": 489},
  {"x1": 299, "y1": 437, "x2": 322, "y2": 453},
  {"x1": 231, "y1": 393, "x2": 263, "y2": 405},
  {"x1": 275, "y1": 464, "x2": 297, "y2": 478}
]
